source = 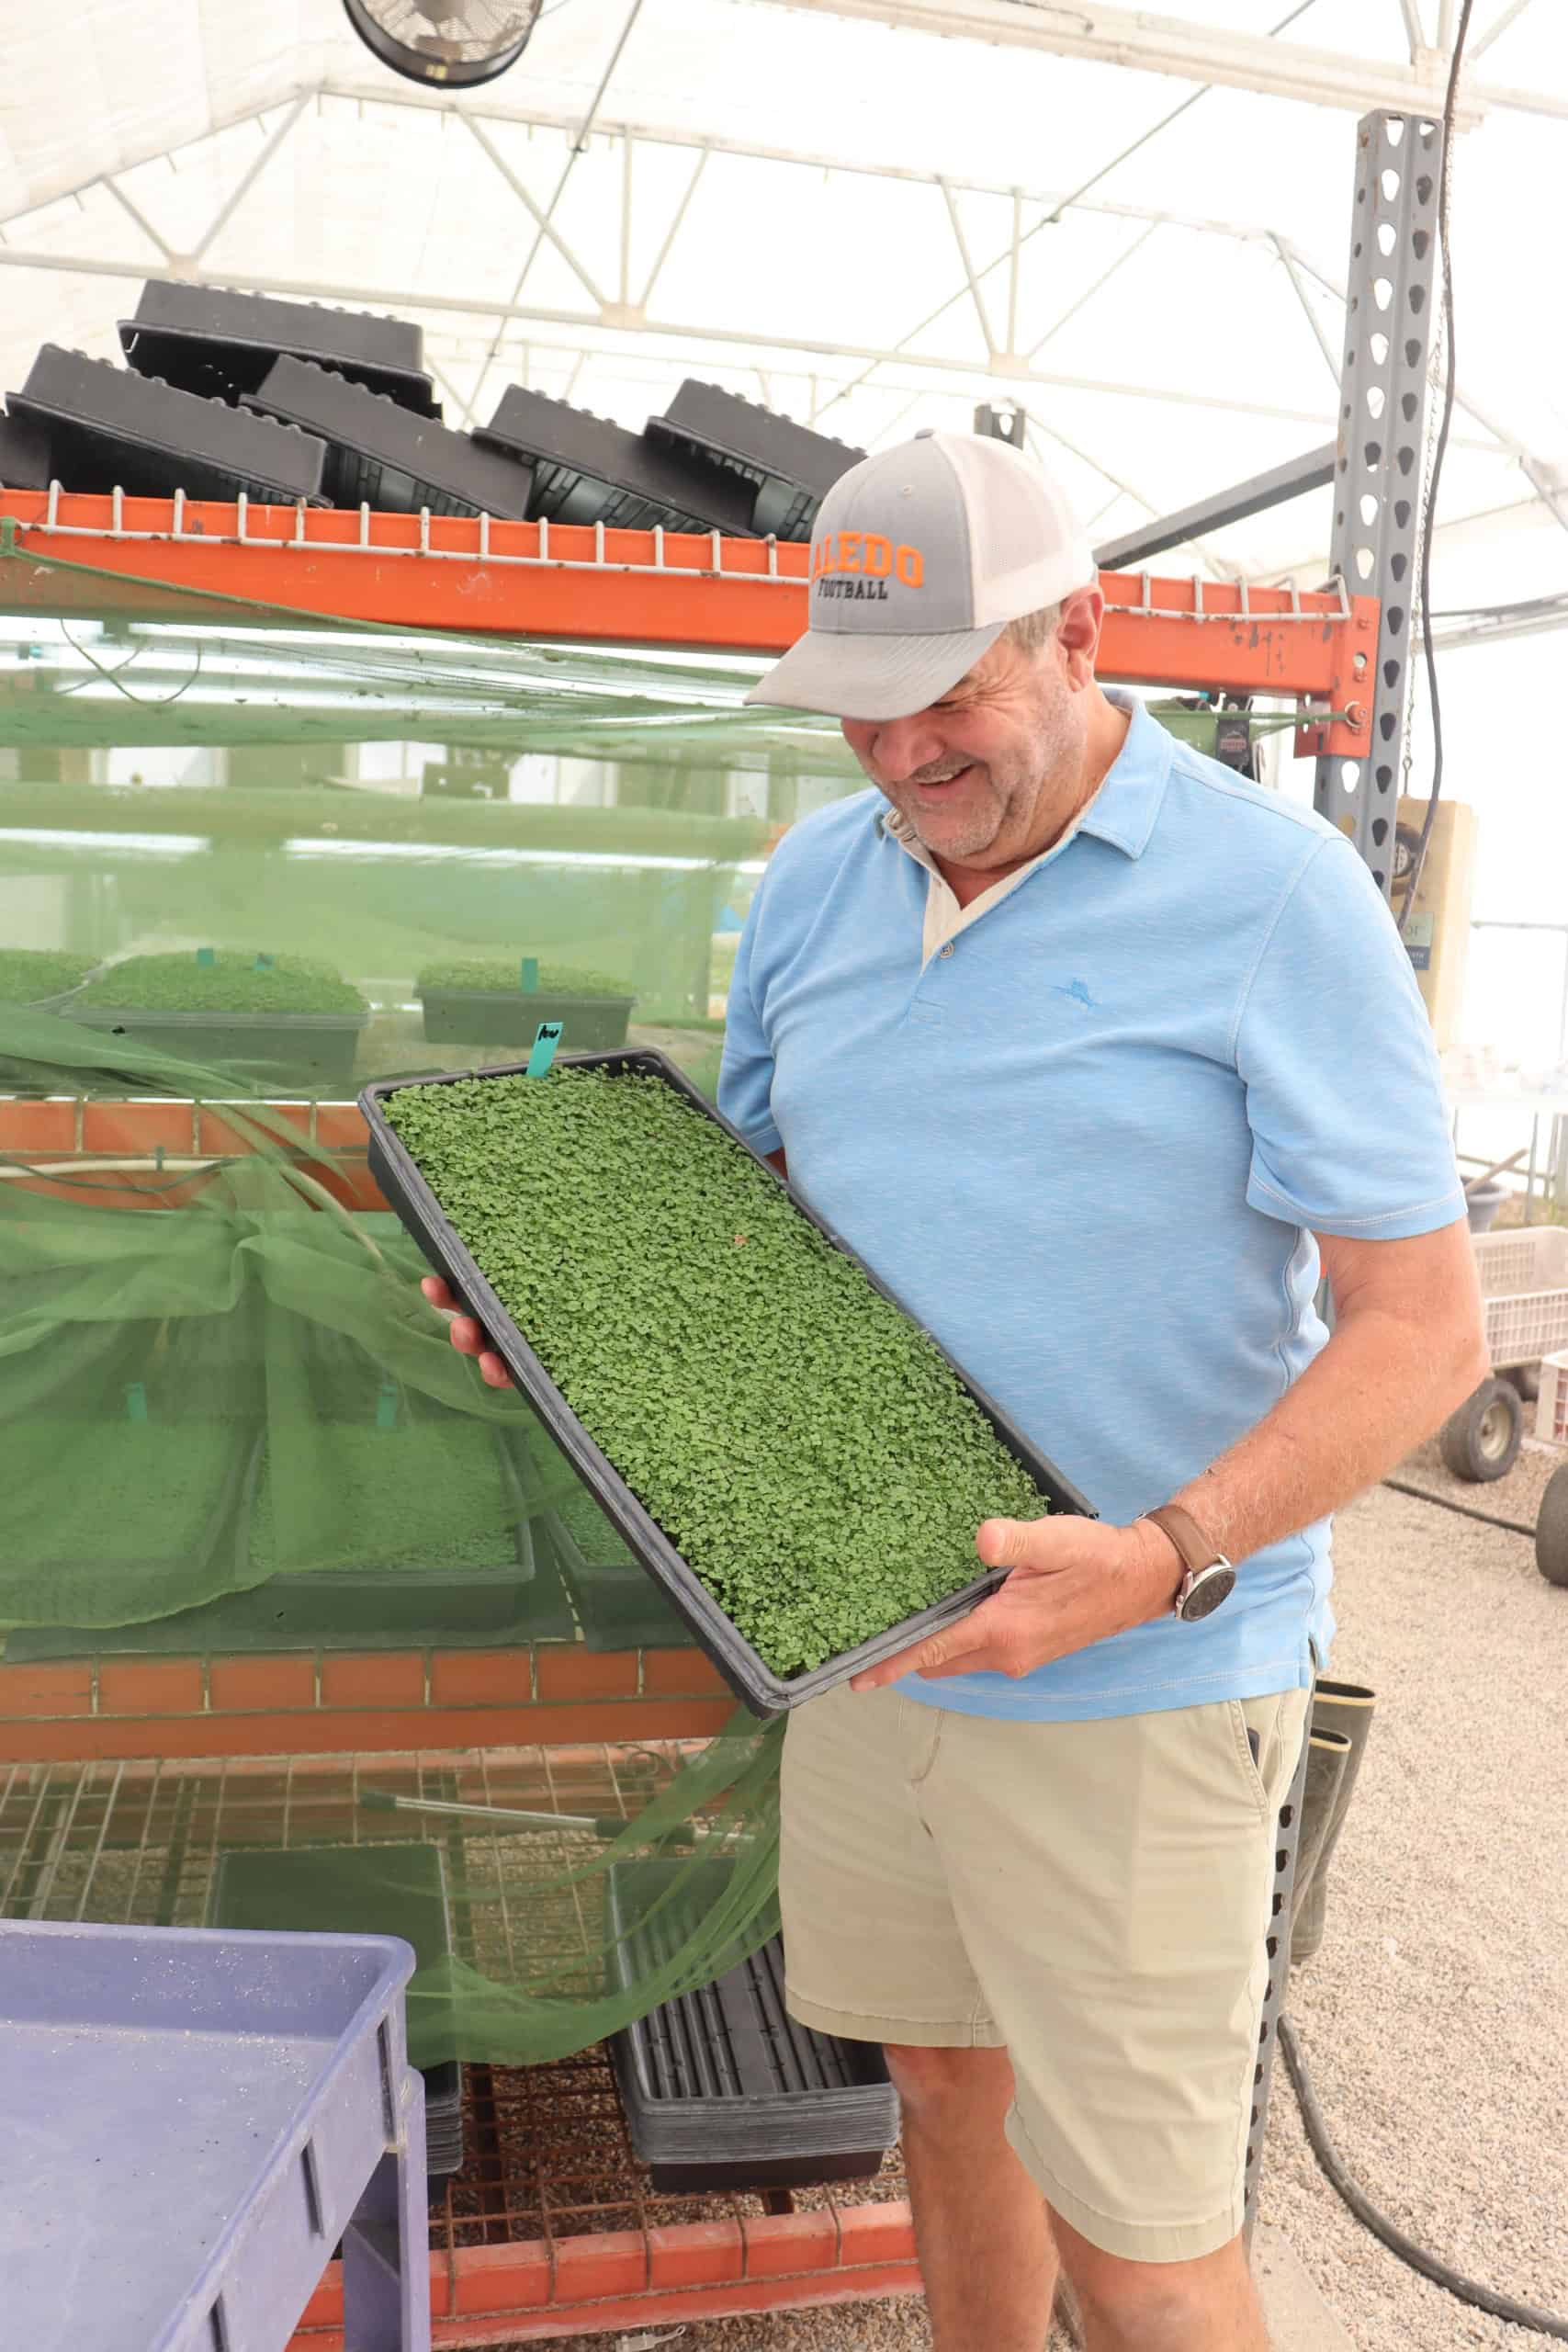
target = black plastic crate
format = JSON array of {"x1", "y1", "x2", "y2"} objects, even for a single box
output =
[
  {"x1": 210, "y1": 1842, "x2": 463, "y2": 2180},
  {"x1": 475, "y1": 385, "x2": 754, "y2": 534},
  {"x1": 360, "y1": 1050, "x2": 1096, "y2": 1717},
  {"x1": 0, "y1": 407, "x2": 51, "y2": 490},
  {"x1": 606, "y1": 1860, "x2": 898, "y2": 2192},
  {"x1": 119, "y1": 279, "x2": 438, "y2": 413},
  {"x1": 7, "y1": 345, "x2": 328, "y2": 505},
  {"x1": 244, "y1": 356, "x2": 533, "y2": 519},
  {"x1": 419, "y1": 982, "x2": 636, "y2": 1052},
  {"x1": 647, "y1": 381, "x2": 864, "y2": 540}
]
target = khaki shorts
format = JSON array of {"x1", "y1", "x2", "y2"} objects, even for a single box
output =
[{"x1": 780, "y1": 1679, "x2": 1309, "y2": 2264}]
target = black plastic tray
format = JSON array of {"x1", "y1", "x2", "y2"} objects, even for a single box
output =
[
  {"x1": 360, "y1": 1049, "x2": 1097, "y2": 1717},
  {"x1": 0, "y1": 407, "x2": 51, "y2": 490},
  {"x1": 212, "y1": 1843, "x2": 464, "y2": 2179},
  {"x1": 244, "y1": 356, "x2": 533, "y2": 518},
  {"x1": 541, "y1": 1504, "x2": 696, "y2": 1654},
  {"x1": 605, "y1": 1860, "x2": 898, "y2": 2191},
  {"x1": 418, "y1": 985, "x2": 635, "y2": 1051},
  {"x1": 647, "y1": 380, "x2": 863, "y2": 540},
  {"x1": 119, "y1": 279, "x2": 439, "y2": 413},
  {"x1": 9, "y1": 345, "x2": 328, "y2": 505},
  {"x1": 475, "y1": 385, "x2": 754, "y2": 534},
  {"x1": 68, "y1": 1002, "x2": 368, "y2": 1089}
]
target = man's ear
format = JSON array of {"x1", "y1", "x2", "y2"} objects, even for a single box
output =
[{"x1": 1056, "y1": 587, "x2": 1105, "y2": 689}]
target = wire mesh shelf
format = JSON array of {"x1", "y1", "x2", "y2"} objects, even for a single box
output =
[{"x1": 0, "y1": 1740, "x2": 905, "y2": 2294}]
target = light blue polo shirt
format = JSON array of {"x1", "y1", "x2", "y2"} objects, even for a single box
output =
[{"x1": 717, "y1": 695, "x2": 1466, "y2": 1721}]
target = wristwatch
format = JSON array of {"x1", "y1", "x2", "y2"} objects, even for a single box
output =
[{"x1": 1142, "y1": 1504, "x2": 1237, "y2": 1623}]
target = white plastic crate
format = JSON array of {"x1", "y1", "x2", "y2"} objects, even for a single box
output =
[
  {"x1": 1472, "y1": 1228, "x2": 1568, "y2": 1369},
  {"x1": 1538, "y1": 1351, "x2": 1568, "y2": 1448}
]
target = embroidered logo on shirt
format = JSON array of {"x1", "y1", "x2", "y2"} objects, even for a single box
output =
[{"x1": 1051, "y1": 978, "x2": 1098, "y2": 1012}]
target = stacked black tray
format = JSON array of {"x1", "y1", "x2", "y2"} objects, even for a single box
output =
[
  {"x1": 476, "y1": 384, "x2": 753, "y2": 534},
  {"x1": 211, "y1": 1841, "x2": 464, "y2": 2182},
  {"x1": 606, "y1": 1860, "x2": 899, "y2": 2192},
  {"x1": 119, "y1": 280, "x2": 439, "y2": 413},
  {"x1": 245, "y1": 356, "x2": 534, "y2": 519},
  {"x1": 1, "y1": 277, "x2": 868, "y2": 538},
  {"x1": 8, "y1": 346, "x2": 328, "y2": 506},
  {"x1": 649, "y1": 379, "x2": 864, "y2": 539}
]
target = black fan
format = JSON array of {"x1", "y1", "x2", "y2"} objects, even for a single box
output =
[{"x1": 342, "y1": 0, "x2": 541, "y2": 86}]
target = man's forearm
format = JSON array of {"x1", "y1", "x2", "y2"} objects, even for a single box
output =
[{"x1": 1167, "y1": 1299, "x2": 1488, "y2": 1567}]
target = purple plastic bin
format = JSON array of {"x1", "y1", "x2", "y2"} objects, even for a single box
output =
[{"x1": 0, "y1": 1918, "x2": 431, "y2": 2352}]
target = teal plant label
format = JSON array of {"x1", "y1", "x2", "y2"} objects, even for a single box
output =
[
  {"x1": 195, "y1": 947, "x2": 216, "y2": 968},
  {"x1": 254, "y1": 953, "x2": 275, "y2": 971},
  {"x1": 525, "y1": 1021, "x2": 563, "y2": 1077},
  {"x1": 375, "y1": 1376, "x2": 400, "y2": 1430},
  {"x1": 520, "y1": 957, "x2": 539, "y2": 993},
  {"x1": 124, "y1": 1381, "x2": 149, "y2": 1423}
]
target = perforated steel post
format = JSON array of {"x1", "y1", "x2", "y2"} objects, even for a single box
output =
[
  {"x1": 1314, "y1": 111, "x2": 1444, "y2": 899},
  {"x1": 1244, "y1": 1724, "x2": 1310, "y2": 2238}
]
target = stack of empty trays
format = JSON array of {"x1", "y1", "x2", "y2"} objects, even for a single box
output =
[{"x1": 606, "y1": 1860, "x2": 899, "y2": 2192}]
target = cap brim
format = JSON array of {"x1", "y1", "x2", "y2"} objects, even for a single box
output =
[{"x1": 744, "y1": 621, "x2": 1006, "y2": 721}]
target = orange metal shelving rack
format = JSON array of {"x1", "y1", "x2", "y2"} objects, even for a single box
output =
[
  {"x1": 0, "y1": 487, "x2": 1378, "y2": 2343},
  {"x1": 0, "y1": 488, "x2": 1378, "y2": 759}
]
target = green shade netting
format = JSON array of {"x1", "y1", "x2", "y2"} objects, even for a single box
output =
[{"x1": 0, "y1": 1009, "x2": 783, "y2": 2068}]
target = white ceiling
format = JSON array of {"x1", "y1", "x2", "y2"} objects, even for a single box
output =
[{"x1": 1, "y1": 0, "x2": 1565, "y2": 590}]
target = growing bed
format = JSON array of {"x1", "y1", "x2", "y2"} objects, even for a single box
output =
[
  {"x1": 416, "y1": 960, "x2": 637, "y2": 1053},
  {"x1": 67, "y1": 952, "x2": 369, "y2": 1090}
]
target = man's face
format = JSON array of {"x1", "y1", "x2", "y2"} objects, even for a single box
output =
[{"x1": 840, "y1": 621, "x2": 1089, "y2": 872}]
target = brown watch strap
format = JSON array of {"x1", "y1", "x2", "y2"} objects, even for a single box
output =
[{"x1": 1143, "y1": 1503, "x2": 1224, "y2": 1581}]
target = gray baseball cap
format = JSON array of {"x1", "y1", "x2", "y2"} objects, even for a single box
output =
[{"x1": 746, "y1": 430, "x2": 1097, "y2": 721}]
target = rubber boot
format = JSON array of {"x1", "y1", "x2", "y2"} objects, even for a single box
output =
[
  {"x1": 1286, "y1": 1728, "x2": 1349, "y2": 1954},
  {"x1": 1290, "y1": 1679, "x2": 1376, "y2": 1967}
]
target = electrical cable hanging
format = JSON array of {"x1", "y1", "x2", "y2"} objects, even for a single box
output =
[{"x1": 1398, "y1": 0, "x2": 1476, "y2": 936}]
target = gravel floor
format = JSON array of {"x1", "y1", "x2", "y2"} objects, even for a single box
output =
[
  {"x1": 1259, "y1": 1460, "x2": 1568, "y2": 2350},
  {"x1": 517, "y1": 1448, "x2": 1568, "y2": 2351}
]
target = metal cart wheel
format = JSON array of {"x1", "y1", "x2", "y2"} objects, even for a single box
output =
[
  {"x1": 1537, "y1": 1464, "x2": 1568, "y2": 1588},
  {"x1": 1438, "y1": 1377, "x2": 1525, "y2": 1483}
]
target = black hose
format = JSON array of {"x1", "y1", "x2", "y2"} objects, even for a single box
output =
[
  {"x1": 1279, "y1": 2015, "x2": 1568, "y2": 2340},
  {"x1": 1382, "y1": 1476, "x2": 1536, "y2": 1538}
]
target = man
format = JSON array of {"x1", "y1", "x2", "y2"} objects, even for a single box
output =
[{"x1": 430, "y1": 431, "x2": 1486, "y2": 2352}]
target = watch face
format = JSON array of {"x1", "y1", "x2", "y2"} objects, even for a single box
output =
[{"x1": 1179, "y1": 1563, "x2": 1236, "y2": 1622}]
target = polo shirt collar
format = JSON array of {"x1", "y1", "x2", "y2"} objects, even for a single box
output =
[
  {"x1": 875, "y1": 688, "x2": 1172, "y2": 864},
  {"x1": 1073, "y1": 692, "x2": 1171, "y2": 859}
]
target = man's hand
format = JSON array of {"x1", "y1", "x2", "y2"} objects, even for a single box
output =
[
  {"x1": 851, "y1": 1515, "x2": 1180, "y2": 1691},
  {"x1": 421, "y1": 1275, "x2": 513, "y2": 1389}
]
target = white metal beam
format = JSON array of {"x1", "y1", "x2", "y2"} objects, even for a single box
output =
[
  {"x1": 1276, "y1": 236, "x2": 1568, "y2": 529},
  {"x1": 98, "y1": 177, "x2": 176, "y2": 266},
  {"x1": 1469, "y1": 0, "x2": 1540, "y2": 61},
  {"x1": 0, "y1": 243, "x2": 1351, "y2": 425},
  {"x1": 460, "y1": 115, "x2": 606, "y2": 310},
  {"x1": 750, "y1": 0, "x2": 1568, "y2": 123},
  {"x1": 1394, "y1": 0, "x2": 1427, "y2": 62},
  {"x1": 750, "y1": 0, "x2": 1459, "y2": 115},
  {"x1": 1269, "y1": 234, "x2": 1342, "y2": 388},
  {"x1": 1023, "y1": 223, "x2": 1159, "y2": 362},
  {"x1": 637, "y1": 144, "x2": 709, "y2": 312},
  {"x1": 937, "y1": 179, "x2": 998, "y2": 356},
  {"x1": 191, "y1": 96, "x2": 310, "y2": 268},
  {"x1": 0, "y1": 83, "x2": 1287, "y2": 258}
]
